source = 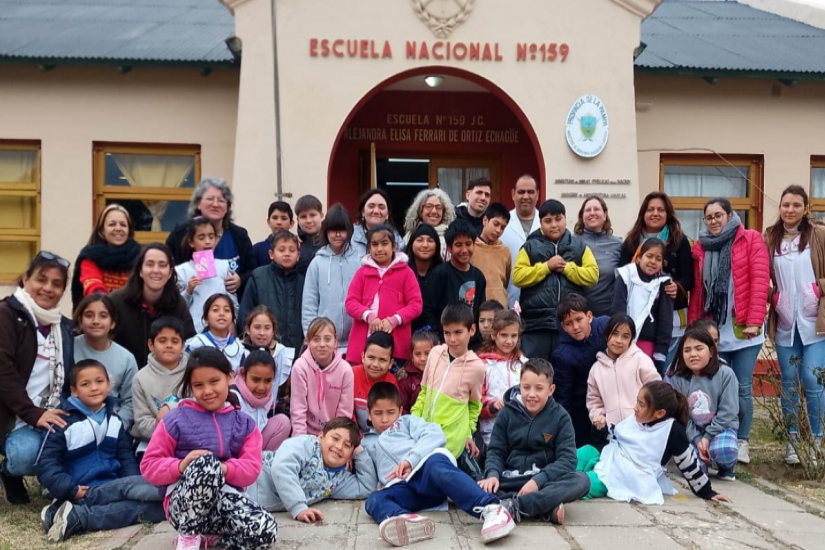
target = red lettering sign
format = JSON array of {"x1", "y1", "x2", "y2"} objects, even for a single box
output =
[{"x1": 311, "y1": 39, "x2": 567, "y2": 63}]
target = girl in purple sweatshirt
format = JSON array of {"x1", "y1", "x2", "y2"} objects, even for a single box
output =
[{"x1": 141, "y1": 348, "x2": 278, "y2": 550}]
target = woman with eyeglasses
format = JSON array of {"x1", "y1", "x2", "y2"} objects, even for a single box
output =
[
  {"x1": 350, "y1": 188, "x2": 405, "y2": 258},
  {"x1": 688, "y1": 197, "x2": 769, "y2": 465},
  {"x1": 301, "y1": 204, "x2": 360, "y2": 353},
  {"x1": 0, "y1": 252, "x2": 74, "y2": 505},
  {"x1": 402, "y1": 188, "x2": 455, "y2": 259},
  {"x1": 165, "y1": 177, "x2": 255, "y2": 297}
]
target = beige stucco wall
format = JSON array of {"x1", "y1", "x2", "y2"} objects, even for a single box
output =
[
  {"x1": 635, "y1": 75, "x2": 825, "y2": 228},
  {"x1": 228, "y1": 0, "x2": 661, "y2": 233},
  {"x1": 0, "y1": 65, "x2": 239, "y2": 309}
]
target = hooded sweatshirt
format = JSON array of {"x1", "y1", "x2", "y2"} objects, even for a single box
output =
[
  {"x1": 249, "y1": 436, "x2": 377, "y2": 516},
  {"x1": 290, "y1": 348, "x2": 355, "y2": 437},
  {"x1": 302, "y1": 244, "x2": 361, "y2": 349},
  {"x1": 669, "y1": 365, "x2": 740, "y2": 445},
  {"x1": 586, "y1": 345, "x2": 661, "y2": 426},
  {"x1": 410, "y1": 344, "x2": 486, "y2": 457},
  {"x1": 472, "y1": 237, "x2": 512, "y2": 308},
  {"x1": 398, "y1": 362, "x2": 424, "y2": 414},
  {"x1": 131, "y1": 352, "x2": 187, "y2": 445}
]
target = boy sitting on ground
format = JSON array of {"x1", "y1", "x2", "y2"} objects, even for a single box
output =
[
  {"x1": 478, "y1": 358, "x2": 591, "y2": 524},
  {"x1": 363, "y1": 383, "x2": 515, "y2": 547},
  {"x1": 248, "y1": 417, "x2": 377, "y2": 522}
]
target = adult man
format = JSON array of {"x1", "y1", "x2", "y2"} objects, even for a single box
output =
[
  {"x1": 455, "y1": 177, "x2": 492, "y2": 237},
  {"x1": 500, "y1": 175, "x2": 540, "y2": 306}
]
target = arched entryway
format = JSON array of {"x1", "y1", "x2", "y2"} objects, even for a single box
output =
[{"x1": 327, "y1": 66, "x2": 545, "y2": 226}]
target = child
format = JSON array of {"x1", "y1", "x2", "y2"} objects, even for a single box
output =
[
  {"x1": 141, "y1": 348, "x2": 278, "y2": 550},
  {"x1": 364, "y1": 383, "x2": 514, "y2": 546},
  {"x1": 249, "y1": 417, "x2": 377, "y2": 520},
  {"x1": 353, "y1": 331, "x2": 399, "y2": 433},
  {"x1": 344, "y1": 224, "x2": 423, "y2": 365},
  {"x1": 240, "y1": 230, "x2": 305, "y2": 349},
  {"x1": 473, "y1": 203, "x2": 512, "y2": 309},
  {"x1": 131, "y1": 317, "x2": 187, "y2": 453},
  {"x1": 478, "y1": 358, "x2": 591, "y2": 524},
  {"x1": 551, "y1": 293, "x2": 609, "y2": 448},
  {"x1": 668, "y1": 326, "x2": 740, "y2": 481},
  {"x1": 175, "y1": 216, "x2": 239, "y2": 332},
  {"x1": 611, "y1": 238, "x2": 674, "y2": 374},
  {"x1": 253, "y1": 201, "x2": 295, "y2": 268},
  {"x1": 295, "y1": 194, "x2": 325, "y2": 276},
  {"x1": 412, "y1": 302, "x2": 486, "y2": 460},
  {"x1": 241, "y1": 305, "x2": 294, "y2": 413},
  {"x1": 588, "y1": 381, "x2": 732, "y2": 504},
  {"x1": 231, "y1": 350, "x2": 290, "y2": 451},
  {"x1": 587, "y1": 314, "x2": 661, "y2": 432},
  {"x1": 398, "y1": 330, "x2": 438, "y2": 414},
  {"x1": 73, "y1": 294, "x2": 138, "y2": 431},
  {"x1": 477, "y1": 300, "x2": 505, "y2": 345},
  {"x1": 513, "y1": 199, "x2": 599, "y2": 360},
  {"x1": 290, "y1": 317, "x2": 354, "y2": 436},
  {"x1": 422, "y1": 219, "x2": 488, "y2": 341},
  {"x1": 478, "y1": 310, "x2": 526, "y2": 449},
  {"x1": 407, "y1": 223, "x2": 445, "y2": 332},
  {"x1": 37, "y1": 360, "x2": 164, "y2": 542},
  {"x1": 185, "y1": 294, "x2": 246, "y2": 372},
  {"x1": 302, "y1": 204, "x2": 360, "y2": 353}
]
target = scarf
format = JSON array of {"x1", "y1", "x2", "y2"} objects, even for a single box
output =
[
  {"x1": 631, "y1": 226, "x2": 670, "y2": 262},
  {"x1": 70, "y1": 239, "x2": 141, "y2": 306},
  {"x1": 234, "y1": 369, "x2": 274, "y2": 409},
  {"x1": 13, "y1": 286, "x2": 64, "y2": 408},
  {"x1": 698, "y1": 213, "x2": 740, "y2": 326}
]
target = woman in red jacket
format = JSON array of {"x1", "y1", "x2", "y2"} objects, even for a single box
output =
[{"x1": 688, "y1": 197, "x2": 769, "y2": 465}]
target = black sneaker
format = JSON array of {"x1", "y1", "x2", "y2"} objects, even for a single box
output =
[
  {"x1": 499, "y1": 497, "x2": 522, "y2": 523},
  {"x1": 41, "y1": 499, "x2": 60, "y2": 533},
  {"x1": 0, "y1": 469, "x2": 30, "y2": 505},
  {"x1": 47, "y1": 501, "x2": 82, "y2": 542}
]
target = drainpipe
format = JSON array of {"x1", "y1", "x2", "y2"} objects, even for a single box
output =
[{"x1": 271, "y1": 0, "x2": 285, "y2": 199}]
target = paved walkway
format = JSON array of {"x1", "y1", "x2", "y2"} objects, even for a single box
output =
[{"x1": 116, "y1": 476, "x2": 825, "y2": 550}]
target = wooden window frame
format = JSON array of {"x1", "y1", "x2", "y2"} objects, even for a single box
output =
[
  {"x1": 659, "y1": 154, "x2": 763, "y2": 232},
  {"x1": 93, "y1": 142, "x2": 201, "y2": 244},
  {"x1": 0, "y1": 140, "x2": 41, "y2": 282},
  {"x1": 811, "y1": 156, "x2": 825, "y2": 214}
]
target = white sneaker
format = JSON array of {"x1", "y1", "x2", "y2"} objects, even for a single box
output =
[
  {"x1": 173, "y1": 534, "x2": 203, "y2": 550},
  {"x1": 785, "y1": 443, "x2": 800, "y2": 465},
  {"x1": 475, "y1": 503, "x2": 515, "y2": 543},
  {"x1": 378, "y1": 514, "x2": 435, "y2": 547},
  {"x1": 737, "y1": 440, "x2": 750, "y2": 464}
]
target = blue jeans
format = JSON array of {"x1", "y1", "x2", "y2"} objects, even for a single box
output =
[
  {"x1": 775, "y1": 330, "x2": 825, "y2": 437},
  {"x1": 365, "y1": 454, "x2": 498, "y2": 524},
  {"x1": 69, "y1": 476, "x2": 165, "y2": 533},
  {"x1": 665, "y1": 337, "x2": 680, "y2": 374},
  {"x1": 1, "y1": 427, "x2": 45, "y2": 476},
  {"x1": 719, "y1": 344, "x2": 761, "y2": 441}
]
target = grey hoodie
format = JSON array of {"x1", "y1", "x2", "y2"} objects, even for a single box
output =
[
  {"x1": 131, "y1": 352, "x2": 187, "y2": 444},
  {"x1": 302, "y1": 244, "x2": 361, "y2": 347},
  {"x1": 669, "y1": 365, "x2": 740, "y2": 444},
  {"x1": 248, "y1": 435, "x2": 377, "y2": 516},
  {"x1": 577, "y1": 228, "x2": 622, "y2": 317}
]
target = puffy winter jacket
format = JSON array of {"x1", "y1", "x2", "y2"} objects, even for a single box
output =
[
  {"x1": 688, "y1": 226, "x2": 770, "y2": 327},
  {"x1": 239, "y1": 263, "x2": 305, "y2": 349}
]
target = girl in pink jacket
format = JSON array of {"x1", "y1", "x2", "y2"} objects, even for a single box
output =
[
  {"x1": 290, "y1": 317, "x2": 355, "y2": 436},
  {"x1": 345, "y1": 224, "x2": 423, "y2": 365},
  {"x1": 587, "y1": 314, "x2": 661, "y2": 429}
]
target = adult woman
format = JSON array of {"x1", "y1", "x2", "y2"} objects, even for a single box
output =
[
  {"x1": 110, "y1": 243, "x2": 195, "y2": 367},
  {"x1": 302, "y1": 204, "x2": 360, "y2": 352},
  {"x1": 620, "y1": 192, "x2": 694, "y2": 367},
  {"x1": 765, "y1": 185, "x2": 825, "y2": 464},
  {"x1": 165, "y1": 177, "x2": 253, "y2": 294},
  {"x1": 406, "y1": 223, "x2": 444, "y2": 331},
  {"x1": 402, "y1": 188, "x2": 455, "y2": 258},
  {"x1": 574, "y1": 195, "x2": 623, "y2": 317},
  {"x1": 71, "y1": 204, "x2": 141, "y2": 309},
  {"x1": 0, "y1": 252, "x2": 74, "y2": 504},
  {"x1": 350, "y1": 188, "x2": 405, "y2": 257},
  {"x1": 688, "y1": 197, "x2": 769, "y2": 463}
]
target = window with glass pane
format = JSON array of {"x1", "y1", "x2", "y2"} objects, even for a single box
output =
[
  {"x1": 94, "y1": 144, "x2": 200, "y2": 241},
  {"x1": 436, "y1": 166, "x2": 492, "y2": 206},
  {"x1": 812, "y1": 162, "x2": 825, "y2": 216},
  {"x1": 677, "y1": 210, "x2": 749, "y2": 242},
  {"x1": 0, "y1": 144, "x2": 40, "y2": 280}
]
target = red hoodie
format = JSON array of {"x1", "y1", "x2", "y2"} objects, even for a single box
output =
[{"x1": 397, "y1": 363, "x2": 423, "y2": 414}]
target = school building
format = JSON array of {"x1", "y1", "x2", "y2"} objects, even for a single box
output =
[{"x1": 1, "y1": 0, "x2": 825, "y2": 298}]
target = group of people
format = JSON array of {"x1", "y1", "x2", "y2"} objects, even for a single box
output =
[{"x1": 0, "y1": 173, "x2": 823, "y2": 550}]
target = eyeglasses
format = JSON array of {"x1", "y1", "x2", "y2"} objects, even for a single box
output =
[
  {"x1": 37, "y1": 251, "x2": 70, "y2": 268},
  {"x1": 704, "y1": 213, "x2": 727, "y2": 223},
  {"x1": 202, "y1": 197, "x2": 227, "y2": 205},
  {"x1": 422, "y1": 204, "x2": 444, "y2": 212}
]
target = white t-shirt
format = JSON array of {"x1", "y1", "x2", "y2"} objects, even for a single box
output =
[{"x1": 14, "y1": 331, "x2": 51, "y2": 431}]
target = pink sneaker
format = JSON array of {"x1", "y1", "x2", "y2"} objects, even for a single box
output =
[
  {"x1": 173, "y1": 534, "x2": 202, "y2": 550},
  {"x1": 202, "y1": 535, "x2": 221, "y2": 548},
  {"x1": 378, "y1": 514, "x2": 435, "y2": 547},
  {"x1": 475, "y1": 503, "x2": 515, "y2": 543}
]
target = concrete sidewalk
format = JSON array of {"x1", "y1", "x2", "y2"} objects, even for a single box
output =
[{"x1": 119, "y1": 478, "x2": 825, "y2": 550}]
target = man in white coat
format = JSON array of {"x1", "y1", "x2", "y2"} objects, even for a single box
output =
[{"x1": 500, "y1": 175, "x2": 541, "y2": 307}]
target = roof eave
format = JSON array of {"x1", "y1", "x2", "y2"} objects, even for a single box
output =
[
  {"x1": 634, "y1": 66, "x2": 825, "y2": 81},
  {"x1": 0, "y1": 56, "x2": 239, "y2": 69}
]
